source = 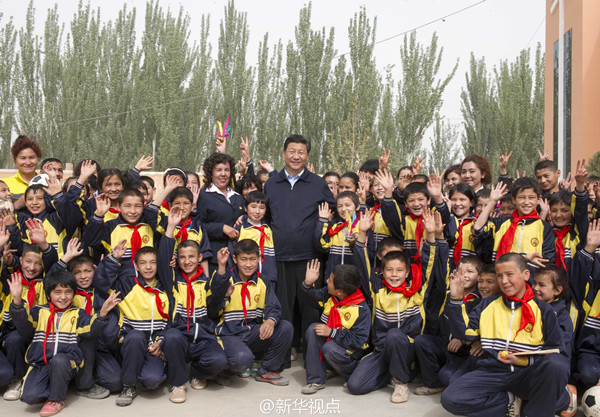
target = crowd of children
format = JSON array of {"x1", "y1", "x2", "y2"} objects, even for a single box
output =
[{"x1": 1, "y1": 133, "x2": 600, "y2": 417}]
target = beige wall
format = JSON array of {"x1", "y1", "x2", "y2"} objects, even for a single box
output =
[{"x1": 545, "y1": 0, "x2": 600, "y2": 172}]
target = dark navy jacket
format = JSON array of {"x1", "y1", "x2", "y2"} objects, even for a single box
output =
[{"x1": 264, "y1": 168, "x2": 335, "y2": 261}]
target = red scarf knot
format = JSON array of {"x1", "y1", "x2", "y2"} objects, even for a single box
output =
[
  {"x1": 320, "y1": 289, "x2": 366, "y2": 360},
  {"x1": 454, "y1": 218, "x2": 473, "y2": 266},
  {"x1": 174, "y1": 217, "x2": 192, "y2": 242},
  {"x1": 181, "y1": 267, "x2": 204, "y2": 332},
  {"x1": 252, "y1": 225, "x2": 271, "y2": 262},
  {"x1": 76, "y1": 288, "x2": 93, "y2": 315},
  {"x1": 554, "y1": 225, "x2": 571, "y2": 271},
  {"x1": 125, "y1": 224, "x2": 143, "y2": 266},
  {"x1": 503, "y1": 284, "x2": 535, "y2": 341},
  {"x1": 134, "y1": 277, "x2": 169, "y2": 319},
  {"x1": 406, "y1": 210, "x2": 424, "y2": 257},
  {"x1": 43, "y1": 302, "x2": 70, "y2": 366},
  {"x1": 496, "y1": 210, "x2": 540, "y2": 258}
]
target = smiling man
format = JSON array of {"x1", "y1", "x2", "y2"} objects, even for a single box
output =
[{"x1": 264, "y1": 134, "x2": 335, "y2": 362}]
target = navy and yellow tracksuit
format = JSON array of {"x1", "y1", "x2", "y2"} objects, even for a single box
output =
[
  {"x1": 347, "y1": 239, "x2": 441, "y2": 394},
  {"x1": 211, "y1": 267, "x2": 292, "y2": 374},
  {"x1": 553, "y1": 189, "x2": 589, "y2": 271},
  {"x1": 10, "y1": 302, "x2": 108, "y2": 404},
  {"x1": 227, "y1": 215, "x2": 277, "y2": 285},
  {"x1": 445, "y1": 214, "x2": 478, "y2": 271},
  {"x1": 474, "y1": 215, "x2": 556, "y2": 273},
  {"x1": 110, "y1": 273, "x2": 175, "y2": 389},
  {"x1": 440, "y1": 292, "x2": 569, "y2": 417},
  {"x1": 315, "y1": 215, "x2": 375, "y2": 280},
  {"x1": 298, "y1": 279, "x2": 371, "y2": 385},
  {"x1": 157, "y1": 236, "x2": 227, "y2": 383},
  {"x1": 380, "y1": 198, "x2": 450, "y2": 262}
]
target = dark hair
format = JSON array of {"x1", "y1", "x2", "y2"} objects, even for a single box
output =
[
  {"x1": 44, "y1": 270, "x2": 77, "y2": 299},
  {"x1": 499, "y1": 194, "x2": 514, "y2": 204},
  {"x1": 340, "y1": 172, "x2": 359, "y2": 189},
  {"x1": 22, "y1": 243, "x2": 42, "y2": 258},
  {"x1": 476, "y1": 188, "x2": 491, "y2": 199},
  {"x1": 41, "y1": 157, "x2": 62, "y2": 167},
  {"x1": 235, "y1": 173, "x2": 262, "y2": 195},
  {"x1": 11, "y1": 135, "x2": 42, "y2": 161},
  {"x1": 359, "y1": 159, "x2": 379, "y2": 174},
  {"x1": 169, "y1": 187, "x2": 193, "y2": 204},
  {"x1": 163, "y1": 168, "x2": 187, "y2": 187},
  {"x1": 129, "y1": 179, "x2": 148, "y2": 193},
  {"x1": 403, "y1": 181, "x2": 430, "y2": 200},
  {"x1": 336, "y1": 191, "x2": 359, "y2": 208},
  {"x1": 140, "y1": 175, "x2": 155, "y2": 189},
  {"x1": 549, "y1": 190, "x2": 571, "y2": 207},
  {"x1": 461, "y1": 155, "x2": 492, "y2": 186},
  {"x1": 202, "y1": 153, "x2": 236, "y2": 188},
  {"x1": 98, "y1": 169, "x2": 125, "y2": 193},
  {"x1": 496, "y1": 253, "x2": 528, "y2": 272},
  {"x1": 443, "y1": 164, "x2": 461, "y2": 182},
  {"x1": 118, "y1": 188, "x2": 144, "y2": 206},
  {"x1": 396, "y1": 166, "x2": 413, "y2": 179},
  {"x1": 233, "y1": 239, "x2": 260, "y2": 257},
  {"x1": 378, "y1": 238, "x2": 403, "y2": 256},
  {"x1": 185, "y1": 171, "x2": 200, "y2": 186},
  {"x1": 74, "y1": 160, "x2": 101, "y2": 191},
  {"x1": 535, "y1": 265, "x2": 570, "y2": 302},
  {"x1": 24, "y1": 184, "x2": 46, "y2": 199},
  {"x1": 256, "y1": 169, "x2": 269, "y2": 177},
  {"x1": 380, "y1": 250, "x2": 411, "y2": 271},
  {"x1": 69, "y1": 254, "x2": 95, "y2": 271},
  {"x1": 323, "y1": 171, "x2": 340, "y2": 180},
  {"x1": 458, "y1": 255, "x2": 484, "y2": 273},
  {"x1": 62, "y1": 177, "x2": 77, "y2": 193},
  {"x1": 412, "y1": 174, "x2": 429, "y2": 183},
  {"x1": 510, "y1": 177, "x2": 541, "y2": 198},
  {"x1": 134, "y1": 246, "x2": 157, "y2": 264},
  {"x1": 534, "y1": 160, "x2": 558, "y2": 173},
  {"x1": 331, "y1": 264, "x2": 362, "y2": 295},
  {"x1": 283, "y1": 134, "x2": 311, "y2": 153},
  {"x1": 497, "y1": 177, "x2": 513, "y2": 190},
  {"x1": 245, "y1": 191, "x2": 268, "y2": 206},
  {"x1": 480, "y1": 263, "x2": 496, "y2": 276},
  {"x1": 177, "y1": 240, "x2": 202, "y2": 256},
  {"x1": 449, "y1": 183, "x2": 476, "y2": 208}
]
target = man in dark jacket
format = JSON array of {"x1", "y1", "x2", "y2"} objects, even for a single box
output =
[{"x1": 264, "y1": 135, "x2": 335, "y2": 361}]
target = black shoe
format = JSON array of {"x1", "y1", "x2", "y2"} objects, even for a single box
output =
[{"x1": 116, "y1": 385, "x2": 137, "y2": 407}]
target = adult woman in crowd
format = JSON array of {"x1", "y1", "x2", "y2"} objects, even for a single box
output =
[
  {"x1": 460, "y1": 155, "x2": 492, "y2": 192},
  {"x1": 3, "y1": 135, "x2": 42, "y2": 209}
]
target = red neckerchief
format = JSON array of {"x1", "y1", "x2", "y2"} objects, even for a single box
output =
[
  {"x1": 463, "y1": 293, "x2": 478, "y2": 303},
  {"x1": 320, "y1": 289, "x2": 366, "y2": 360},
  {"x1": 370, "y1": 202, "x2": 381, "y2": 216},
  {"x1": 406, "y1": 210, "x2": 424, "y2": 257},
  {"x1": 453, "y1": 218, "x2": 473, "y2": 266},
  {"x1": 134, "y1": 277, "x2": 169, "y2": 319},
  {"x1": 19, "y1": 269, "x2": 38, "y2": 307},
  {"x1": 76, "y1": 288, "x2": 93, "y2": 315},
  {"x1": 174, "y1": 217, "x2": 192, "y2": 242},
  {"x1": 43, "y1": 302, "x2": 70, "y2": 366},
  {"x1": 381, "y1": 268, "x2": 422, "y2": 298},
  {"x1": 125, "y1": 224, "x2": 143, "y2": 266},
  {"x1": 161, "y1": 199, "x2": 170, "y2": 210},
  {"x1": 239, "y1": 271, "x2": 259, "y2": 325},
  {"x1": 554, "y1": 225, "x2": 571, "y2": 271},
  {"x1": 503, "y1": 284, "x2": 535, "y2": 341},
  {"x1": 252, "y1": 225, "x2": 272, "y2": 262},
  {"x1": 108, "y1": 208, "x2": 120, "y2": 215},
  {"x1": 181, "y1": 266, "x2": 203, "y2": 332},
  {"x1": 497, "y1": 210, "x2": 540, "y2": 258},
  {"x1": 328, "y1": 222, "x2": 348, "y2": 237}
]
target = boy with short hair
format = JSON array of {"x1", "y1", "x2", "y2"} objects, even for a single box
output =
[
  {"x1": 474, "y1": 178, "x2": 556, "y2": 272},
  {"x1": 157, "y1": 206, "x2": 228, "y2": 390},
  {"x1": 227, "y1": 191, "x2": 276, "y2": 286},
  {"x1": 8, "y1": 270, "x2": 120, "y2": 416},
  {"x1": 211, "y1": 240, "x2": 293, "y2": 386},
  {"x1": 441, "y1": 253, "x2": 569, "y2": 417},
  {"x1": 299, "y1": 261, "x2": 370, "y2": 395},
  {"x1": 534, "y1": 159, "x2": 561, "y2": 197}
]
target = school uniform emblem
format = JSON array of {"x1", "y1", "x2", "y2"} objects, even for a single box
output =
[
  {"x1": 344, "y1": 312, "x2": 351, "y2": 321},
  {"x1": 142, "y1": 235, "x2": 150, "y2": 244},
  {"x1": 524, "y1": 323, "x2": 533, "y2": 332},
  {"x1": 530, "y1": 238, "x2": 539, "y2": 247},
  {"x1": 469, "y1": 235, "x2": 474, "y2": 242},
  {"x1": 254, "y1": 294, "x2": 260, "y2": 302}
]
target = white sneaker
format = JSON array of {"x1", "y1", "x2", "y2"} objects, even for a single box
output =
[
  {"x1": 190, "y1": 378, "x2": 207, "y2": 390},
  {"x1": 3, "y1": 378, "x2": 22, "y2": 401},
  {"x1": 391, "y1": 380, "x2": 409, "y2": 403},
  {"x1": 169, "y1": 385, "x2": 186, "y2": 403},
  {"x1": 506, "y1": 392, "x2": 522, "y2": 417}
]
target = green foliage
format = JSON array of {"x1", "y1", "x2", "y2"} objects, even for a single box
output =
[
  {"x1": 587, "y1": 150, "x2": 600, "y2": 177},
  {"x1": 426, "y1": 115, "x2": 461, "y2": 174}
]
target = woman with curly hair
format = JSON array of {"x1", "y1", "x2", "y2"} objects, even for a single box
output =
[
  {"x1": 460, "y1": 155, "x2": 492, "y2": 192},
  {"x1": 198, "y1": 152, "x2": 245, "y2": 274},
  {"x1": 3, "y1": 135, "x2": 42, "y2": 206}
]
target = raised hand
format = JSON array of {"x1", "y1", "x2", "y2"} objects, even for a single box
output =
[
  {"x1": 585, "y1": 219, "x2": 600, "y2": 253},
  {"x1": 112, "y1": 239, "x2": 128, "y2": 260},
  {"x1": 559, "y1": 172, "x2": 573, "y2": 191},
  {"x1": 434, "y1": 210, "x2": 444, "y2": 238},
  {"x1": 307, "y1": 162, "x2": 315, "y2": 173},
  {"x1": 26, "y1": 219, "x2": 48, "y2": 250},
  {"x1": 95, "y1": 194, "x2": 110, "y2": 217},
  {"x1": 0, "y1": 219, "x2": 9, "y2": 249},
  {"x1": 189, "y1": 183, "x2": 200, "y2": 206},
  {"x1": 216, "y1": 137, "x2": 227, "y2": 154},
  {"x1": 62, "y1": 238, "x2": 84, "y2": 263},
  {"x1": 216, "y1": 247, "x2": 230, "y2": 267},
  {"x1": 412, "y1": 156, "x2": 426, "y2": 174},
  {"x1": 99, "y1": 291, "x2": 121, "y2": 318},
  {"x1": 374, "y1": 169, "x2": 395, "y2": 197},
  {"x1": 448, "y1": 271, "x2": 464, "y2": 300},
  {"x1": 258, "y1": 160, "x2": 273, "y2": 173},
  {"x1": 422, "y1": 208, "x2": 436, "y2": 235},
  {"x1": 44, "y1": 172, "x2": 62, "y2": 196},
  {"x1": 134, "y1": 155, "x2": 154, "y2": 172},
  {"x1": 538, "y1": 149, "x2": 551, "y2": 161},
  {"x1": 8, "y1": 272, "x2": 24, "y2": 305},
  {"x1": 164, "y1": 175, "x2": 181, "y2": 192},
  {"x1": 237, "y1": 159, "x2": 247, "y2": 175},
  {"x1": 240, "y1": 136, "x2": 250, "y2": 162},
  {"x1": 489, "y1": 182, "x2": 508, "y2": 202},
  {"x1": 318, "y1": 202, "x2": 330, "y2": 219},
  {"x1": 574, "y1": 159, "x2": 589, "y2": 192},
  {"x1": 167, "y1": 206, "x2": 183, "y2": 228},
  {"x1": 304, "y1": 259, "x2": 321, "y2": 286},
  {"x1": 499, "y1": 149, "x2": 513, "y2": 175},
  {"x1": 378, "y1": 148, "x2": 391, "y2": 171},
  {"x1": 538, "y1": 198, "x2": 550, "y2": 222},
  {"x1": 427, "y1": 170, "x2": 443, "y2": 202},
  {"x1": 359, "y1": 210, "x2": 375, "y2": 234},
  {"x1": 0, "y1": 209, "x2": 15, "y2": 226},
  {"x1": 515, "y1": 170, "x2": 526, "y2": 179},
  {"x1": 79, "y1": 160, "x2": 98, "y2": 184}
]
